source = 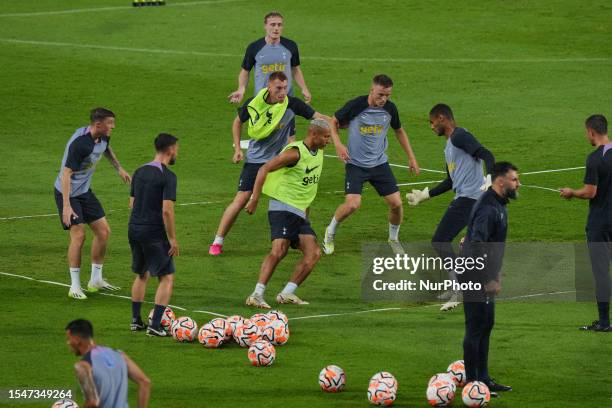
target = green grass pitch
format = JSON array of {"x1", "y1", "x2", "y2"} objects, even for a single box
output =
[{"x1": 1, "y1": 0, "x2": 611, "y2": 406}]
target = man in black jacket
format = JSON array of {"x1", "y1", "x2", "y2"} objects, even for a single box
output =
[{"x1": 460, "y1": 161, "x2": 520, "y2": 395}]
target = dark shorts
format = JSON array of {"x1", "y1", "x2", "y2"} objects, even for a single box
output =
[
  {"x1": 345, "y1": 162, "x2": 399, "y2": 196},
  {"x1": 128, "y1": 225, "x2": 175, "y2": 277},
  {"x1": 268, "y1": 211, "x2": 316, "y2": 249},
  {"x1": 54, "y1": 189, "x2": 105, "y2": 230},
  {"x1": 238, "y1": 162, "x2": 265, "y2": 192}
]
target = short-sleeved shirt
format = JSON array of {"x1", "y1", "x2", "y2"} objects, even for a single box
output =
[
  {"x1": 335, "y1": 96, "x2": 401, "y2": 168},
  {"x1": 129, "y1": 162, "x2": 177, "y2": 229},
  {"x1": 445, "y1": 127, "x2": 485, "y2": 200},
  {"x1": 82, "y1": 346, "x2": 128, "y2": 408},
  {"x1": 241, "y1": 37, "x2": 300, "y2": 95},
  {"x1": 584, "y1": 143, "x2": 612, "y2": 227},
  {"x1": 54, "y1": 127, "x2": 109, "y2": 197},
  {"x1": 238, "y1": 96, "x2": 314, "y2": 163}
]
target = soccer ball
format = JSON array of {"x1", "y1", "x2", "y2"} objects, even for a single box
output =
[
  {"x1": 260, "y1": 319, "x2": 290, "y2": 345},
  {"x1": 318, "y1": 365, "x2": 346, "y2": 392},
  {"x1": 462, "y1": 381, "x2": 490, "y2": 407},
  {"x1": 247, "y1": 340, "x2": 276, "y2": 367},
  {"x1": 428, "y1": 373, "x2": 454, "y2": 387},
  {"x1": 370, "y1": 371, "x2": 398, "y2": 394},
  {"x1": 52, "y1": 400, "x2": 79, "y2": 408},
  {"x1": 266, "y1": 309, "x2": 288, "y2": 324},
  {"x1": 226, "y1": 315, "x2": 244, "y2": 338},
  {"x1": 147, "y1": 306, "x2": 175, "y2": 333},
  {"x1": 250, "y1": 313, "x2": 271, "y2": 331},
  {"x1": 446, "y1": 360, "x2": 466, "y2": 387},
  {"x1": 198, "y1": 319, "x2": 227, "y2": 348},
  {"x1": 171, "y1": 316, "x2": 198, "y2": 342},
  {"x1": 367, "y1": 379, "x2": 396, "y2": 406},
  {"x1": 232, "y1": 319, "x2": 260, "y2": 347},
  {"x1": 426, "y1": 376, "x2": 456, "y2": 407}
]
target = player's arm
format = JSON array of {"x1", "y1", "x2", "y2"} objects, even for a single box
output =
[
  {"x1": 291, "y1": 65, "x2": 311, "y2": 103},
  {"x1": 74, "y1": 361, "x2": 100, "y2": 408},
  {"x1": 228, "y1": 69, "x2": 250, "y2": 104},
  {"x1": 61, "y1": 167, "x2": 78, "y2": 227},
  {"x1": 406, "y1": 166, "x2": 451, "y2": 206},
  {"x1": 468, "y1": 207, "x2": 501, "y2": 293},
  {"x1": 104, "y1": 146, "x2": 131, "y2": 184},
  {"x1": 163, "y1": 200, "x2": 178, "y2": 256},
  {"x1": 232, "y1": 115, "x2": 244, "y2": 163},
  {"x1": 245, "y1": 148, "x2": 300, "y2": 214},
  {"x1": 560, "y1": 184, "x2": 597, "y2": 199},
  {"x1": 122, "y1": 352, "x2": 151, "y2": 408},
  {"x1": 393, "y1": 127, "x2": 420, "y2": 175},
  {"x1": 330, "y1": 116, "x2": 350, "y2": 162}
]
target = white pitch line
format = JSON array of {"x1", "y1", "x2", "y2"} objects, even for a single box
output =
[
  {"x1": 192, "y1": 309, "x2": 228, "y2": 318},
  {"x1": 521, "y1": 184, "x2": 560, "y2": 193},
  {"x1": 0, "y1": 0, "x2": 245, "y2": 18},
  {"x1": 521, "y1": 166, "x2": 585, "y2": 175},
  {"x1": 2, "y1": 38, "x2": 611, "y2": 65},
  {"x1": 397, "y1": 180, "x2": 443, "y2": 186}
]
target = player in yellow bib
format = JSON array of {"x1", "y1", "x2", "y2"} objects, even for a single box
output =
[{"x1": 244, "y1": 119, "x2": 331, "y2": 308}]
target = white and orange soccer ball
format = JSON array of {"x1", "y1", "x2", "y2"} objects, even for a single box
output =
[
  {"x1": 447, "y1": 360, "x2": 466, "y2": 387},
  {"x1": 318, "y1": 365, "x2": 346, "y2": 393},
  {"x1": 198, "y1": 319, "x2": 227, "y2": 348},
  {"x1": 367, "y1": 378, "x2": 396, "y2": 406},
  {"x1": 266, "y1": 309, "x2": 288, "y2": 324},
  {"x1": 260, "y1": 319, "x2": 290, "y2": 345},
  {"x1": 462, "y1": 381, "x2": 490, "y2": 407},
  {"x1": 247, "y1": 339, "x2": 276, "y2": 367},
  {"x1": 250, "y1": 313, "x2": 271, "y2": 331},
  {"x1": 370, "y1": 371, "x2": 398, "y2": 394},
  {"x1": 232, "y1": 318, "x2": 260, "y2": 347},
  {"x1": 147, "y1": 306, "x2": 175, "y2": 333},
  {"x1": 225, "y1": 315, "x2": 244, "y2": 339},
  {"x1": 171, "y1": 316, "x2": 198, "y2": 342},
  {"x1": 52, "y1": 400, "x2": 79, "y2": 408},
  {"x1": 426, "y1": 375, "x2": 456, "y2": 407}
]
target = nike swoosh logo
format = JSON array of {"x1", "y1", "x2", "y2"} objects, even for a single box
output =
[{"x1": 305, "y1": 165, "x2": 319, "y2": 174}]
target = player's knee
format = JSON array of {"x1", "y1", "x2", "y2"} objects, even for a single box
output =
[
  {"x1": 71, "y1": 228, "x2": 86, "y2": 246},
  {"x1": 96, "y1": 224, "x2": 111, "y2": 241},
  {"x1": 389, "y1": 198, "x2": 403, "y2": 211},
  {"x1": 234, "y1": 192, "x2": 251, "y2": 207},
  {"x1": 346, "y1": 198, "x2": 361, "y2": 212},
  {"x1": 270, "y1": 247, "x2": 288, "y2": 261}
]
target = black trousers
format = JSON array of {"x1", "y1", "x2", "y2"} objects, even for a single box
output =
[
  {"x1": 463, "y1": 300, "x2": 495, "y2": 382},
  {"x1": 432, "y1": 197, "x2": 477, "y2": 259},
  {"x1": 585, "y1": 228, "x2": 612, "y2": 303}
]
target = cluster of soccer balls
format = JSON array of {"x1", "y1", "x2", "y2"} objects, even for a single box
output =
[
  {"x1": 149, "y1": 306, "x2": 289, "y2": 367},
  {"x1": 427, "y1": 360, "x2": 491, "y2": 407},
  {"x1": 318, "y1": 365, "x2": 398, "y2": 406}
]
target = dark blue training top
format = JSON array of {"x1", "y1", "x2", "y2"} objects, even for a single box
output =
[
  {"x1": 584, "y1": 143, "x2": 612, "y2": 228},
  {"x1": 129, "y1": 162, "x2": 177, "y2": 228}
]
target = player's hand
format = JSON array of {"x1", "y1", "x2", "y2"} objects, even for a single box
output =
[
  {"x1": 485, "y1": 279, "x2": 501, "y2": 295},
  {"x1": 406, "y1": 187, "x2": 430, "y2": 206},
  {"x1": 228, "y1": 89, "x2": 245, "y2": 104},
  {"x1": 409, "y1": 158, "x2": 420, "y2": 175},
  {"x1": 232, "y1": 149, "x2": 244, "y2": 164},
  {"x1": 302, "y1": 88, "x2": 312, "y2": 104},
  {"x1": 559, "y1": 188, "x2": 573, "y2": 199},
  {"x1": 245, "y1": 197, "x2": 258, "y2": 214},
  {"x1": 168, "y1": 239, "x2": 179, "y2": 257},
  {"x1": 118, "y1": 167, "x2": 131, "y2": 184},
  {"x1": 480, "y1": 174, "x2": 492, "y2": 191},
  {"x1": 335, "y1": 144, "x2": 350, "y2": 163},
  {"x1": 62, "y1": 205, "x2": 79, "y2": 227}
]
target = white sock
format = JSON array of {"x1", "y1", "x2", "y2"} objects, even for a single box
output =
[
  {"x1": 389, "y1": 223, "x2": 400, "y2": 241},
  {"x1": 327, "y1": 217, "x2": 339, "y2": 237},
  {"x1": 69, "y1": 267, "x2": 81, "y2": 291},
  {"x1": 253, "y1": 283, "x2": 266, "y2": 296},
  {"x1": 281, "y1": 282, "x2": 298, "y2": 295},
  {"x1": 213, "y1": 235, "x2": 224, "y2": 245},
  {"x1": 91, "y1": 264, "x2": 103, "y2": 283}
]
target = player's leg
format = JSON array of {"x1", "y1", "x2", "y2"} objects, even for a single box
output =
[
  {"x1": 582, "y1": 229, "x2": 612, "y2": 331},
  {"x1": 68, "y1": 224, "x2": 87, "y2": 299},
  {"x1": 209, "y1": 163, "x2": 261, "y2": 255},
  {"x1": 247, "y1": 238, "x2": 290, "y2": 309},
  {"x1": 55, "y1": 189, "x2": 88, "y2": 299},
  {"x1": 462, "y1": 302, "x2": 486, "y2": 383},
  {"x1": 277, "y1": 221, "x2": 321, "y2": 305},
  {"x1": 323, "y1": 164, "x2": 366, "y2": 254},
  {"x1": 146, "y1": 239, "x2": 176, "y2": 337},
  {"x1": 88, "y1": 217, "x2": 119, "y2": 291},
  {"x1": 129, "y1": 233, "x2": 149, "y2": 331},
  {"x1": 372, "y1": 163, "x2": 403, "y2": 254},
  {"x1": 478, "y1": 301, "x2": 511, "y2": 392}
]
